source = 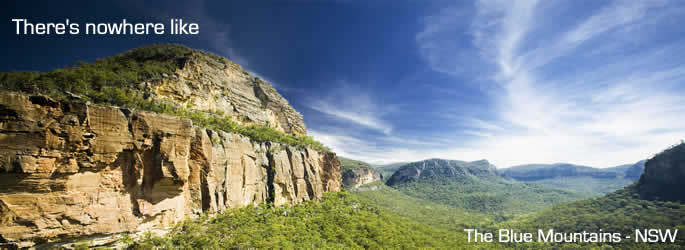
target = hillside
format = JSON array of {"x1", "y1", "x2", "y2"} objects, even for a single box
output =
[
  {"x1": 339, "y1": 157, "x2": 383, "y2": 188},
  {"x1": 0, "y1": 44, "x2": 327, "y2": 151},
  {"x1": 386, "y1": 158, "x2": 498, "y2": 186},
  {"x1": 637, "y1": 142, "x2": 685, "y2": 202},
  {"x1": 505, "y1": 185, "x2": 685, "y2": 248},
  {"x1": 339, "y1": 157, "x2": 374, "y2": 170},
  {"x1": 501, "y1": 161, "x2": 645, "y2": 195},
  {"x1": 386, "y1": 159, "x2": 592, "y2": 218},
  {"x1": 351, "y1": 185, "x2": 493, "y2": 231},
  {"x1": 506, "y1": 143, "x2": 685, "y2": 248},
  {"x1": 0, "y1": 45, "x2": 338, "y2": 248},
  {"x1": 373, "y1": 162, "x2": 408, "y2": 181},
  {"x1": 130, "y1": 192, "x2": 479, "y2": 249}
]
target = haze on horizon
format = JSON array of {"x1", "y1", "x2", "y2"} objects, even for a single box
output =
[
  {"x1": 309, "y1": 0, "x2": 685, "y2": 168},
  {"x1": 2, "y1": 0, "x2": 684, "y2": 168}
]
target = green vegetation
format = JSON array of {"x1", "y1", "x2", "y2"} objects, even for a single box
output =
[
  {"x1": 128, "y1": 183, "x2": 682, "y2": 249},
  {"x1": 637, "y1": 142, "x2": 685, "y2": 202},
  {"x1": 523, "y1": 176, "x2": 635, "y2": 195},
  {"x1": 393, "y1": 175, "x2": 592, "y2": 219},
  {"x1": 374, "y1": 162, "x2": 407, "y2": 181},
  {"x1": 384, "y1": 159, "x2": 592, "y2": 219},
  {"x1": 504, "y1": 185, "x2": 685, "y2": 248},
  {"x1": 130, "y1": 192, "x2": 482, "y2": 249},
  {"x1": 499, "y1": 145, "x2": 685, "y2": 248},
  {"x1": 0, "y1": 44, "x2": 192, "y2": 101},
  {"x1": 0, "y1": 44, "x2": 329, "y2": 152},
  {"x1": 339, "y1": 157, "x2": 375, "y2": 171},
  {"x1": 500, "y1": 162, "x2": 644, "y2": 195},
  {"x1": 3, "y1": 41, "x2": 674, "y2": 247},
  {"x1": 125, "y1": 145, "x2": 685, "y2": 249},
  {"x1": 351, "y1": 185, "x2": 493, "y2": 231}
]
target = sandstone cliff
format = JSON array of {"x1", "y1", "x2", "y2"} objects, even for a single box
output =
[
  {"x1": 339, "y1": 157, "x2": 382, "y2": 189},
  {"x1": 0, "y1": 92, "x2": 341, "y2": 247},
  {"x1": 386, "y1": 159, "x2": 498, "y2": 186},
  {"x1": 0, "y1": 44, "x2": 306, "y2": 138},
  {"x1": 141, "y1": 48, "x2": 306, "y2": 136},
  {"x1": 342, "y1": 168, "x2": 382, "y2": 189}
]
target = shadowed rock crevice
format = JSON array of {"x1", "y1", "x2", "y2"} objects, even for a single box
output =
[
  {"x1": 265, "y1": 148, "x2": 276, "y2": 204},
  {"x1": 303, "y1": 159, "x2": 315, "y2": 200},
  {"x1": 0, "y1": 92, "x2": 341, "y2": 247}
]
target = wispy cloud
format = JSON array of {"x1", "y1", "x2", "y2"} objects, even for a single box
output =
[
  {"x1": 306, "y1": 84, "x2": 393, "y2": 134},
  {"x1": 309, "y1": 129, "x2": 465, "y2": 165},
  {"x1": 364, "y1": 0, "x2": 685, "y2": 168}
]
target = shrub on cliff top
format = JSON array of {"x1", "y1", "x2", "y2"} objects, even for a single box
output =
[
  {"x1": 339, "y1": 157, "x2": 375, "y2": 171},
  {"x1": 0, "y1": 44, "x2": 330, "y2": 152}
]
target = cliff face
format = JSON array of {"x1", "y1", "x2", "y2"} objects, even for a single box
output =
[
  {"x1": 342, "y1": 168, "x2": 382, "y2": 189},
  {"x1": 386, "y1": 159, "x2": 498, "y2": 186},
  {"x1": 638, "y1": 143, "x2": 685, "y2": 202},
  {"x1": 144, "y1": 51, "x2": 306, "y2": 136},
  {"x1": 0, "y1": 92, "x2": 340, "y2": 247}
]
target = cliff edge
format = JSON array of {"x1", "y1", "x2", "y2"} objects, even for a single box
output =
[
  {"x1": 637, "y1": 142, "x2": 685, "y2": 202},
  {"x1": 0, "y1": 45, "x2": 340, "y2": 247},
  {"x1": 386, "y1": 159, "x2": 498, "y2": 186}
]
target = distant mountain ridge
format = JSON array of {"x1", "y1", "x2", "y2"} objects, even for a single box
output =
[
  {"x1": 506, "y1": 142, "x2": 685, "y2": 248},
  {"x1": 386, "y1": 158, "x2": 498, "y2": 186},
  {"x1": 499, "y1": 161, "x2": 645, "y2": 195},
  {"x1": 385, "y1": 158, "x2": 591, "y2": 216},
  {"x1": 501, "y1": 163, "x2": 619, "y2": 181},
  {"x1": 372, "y1": 162, "x2": 408, "y2": 181},
  {"x1": 502, "y1": 161, "x2": 646, "y2": 180}
]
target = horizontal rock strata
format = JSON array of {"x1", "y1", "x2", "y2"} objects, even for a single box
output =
[
  {"x1": 146, "y1": 51, "x2": 306, "y2": 136},
  {"x1": 342, "y1": 168, "x2": 382, "y2": 189},
  {"x1": 0, "y1": 92, "x2": 341, "y2": 247}
]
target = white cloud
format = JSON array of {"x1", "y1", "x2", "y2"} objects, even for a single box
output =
[
  {"x1": 389, "y1": 0, "x2": 685, "y2": 168},
  {"x1": 467, "y1": 1, "x2": 685, "y2": 167},
  {"x1": 306, "y1": 85, "x2": 393, "y2": 134},
  {"x1": 310, "y1": 101, "x2": 392, "y2": 134}
]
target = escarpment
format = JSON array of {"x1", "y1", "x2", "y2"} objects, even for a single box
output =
[
  {"x1": 342, "y1": 168, "x2": 382, "y2": 189},
  {"x1": 0, "y1": 91, "x2": 340, "y2": 247},
  {"x1": 149, "y1": 53, "x2": 307, "y2": 136},
  {"x1": 637, "y1": 142, "x2": 685, "y2": 202},
  {"x1": 386, "y1": 159, "x2": 498, "y2": 186},
  {"x1": 0, "y1": 44, "x2": 306, "y2": 137}
]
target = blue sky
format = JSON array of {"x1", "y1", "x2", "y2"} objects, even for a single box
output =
[{"x1": 2, "y1": 1, "x2": 685, "y2": 168}]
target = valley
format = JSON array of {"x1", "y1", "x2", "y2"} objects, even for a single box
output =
[
  {"x1": 501, "y1": 161, "x2": 645, "y2": 195},
  {"x1": 131, "y1": 142, "x2": 685, "y2": 248},
  {"x1": 0, "y1": 44, "x2": 683, "y2": 249}
]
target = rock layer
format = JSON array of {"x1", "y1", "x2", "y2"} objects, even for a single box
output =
[
  {"x1": 0, "y1": 92, "x2": 340, "y2": 247},
  {"x1": 386, "y1": 159, "x2": 498, "y2": 186},
  {"x1": 342, "y1": 168, "x2": 382, "y2": 189},
  {"x1": 144, "y1": 51, "x2": 306, "y2": 136}
]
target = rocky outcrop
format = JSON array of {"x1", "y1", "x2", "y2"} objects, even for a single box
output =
[
  {"x1": 637, "y1": 142, "x2": 685, "y2": 202},
  {"x1": 386, "y1": 159, "x2": 498, "y2": 186},
  {"x1": 342, "y1": 168, "x2": 382, "y2": 189},
  {"x1": 0, "y1": 92, "x2": 340, "y2": 247},
  {"x1": 143, "y1": 50, "x2": 306, "y2": 136}
]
